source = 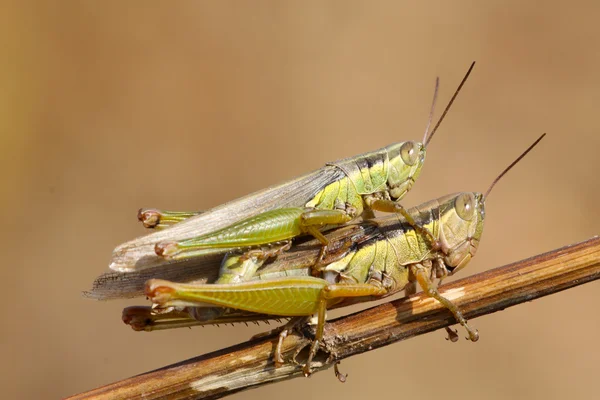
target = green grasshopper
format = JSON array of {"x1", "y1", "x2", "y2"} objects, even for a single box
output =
[
  {"x1": 110, "y1": 64, "x2": 474, "y2": 273},
  {"x1": 140, "y1": 133, "x2": 545, "y2": 376}
]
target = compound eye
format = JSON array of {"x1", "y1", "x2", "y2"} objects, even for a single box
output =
[
  {"x1": 400, "y1": 141, "x2": 420, "y2": 166},
  {"x1": 455, "y1": 193, "x2": 476, "y2": 221}
]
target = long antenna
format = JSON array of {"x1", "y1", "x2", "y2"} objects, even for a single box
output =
[
  {"x1": 424, "y1": 61, "x2": 476, "y2": 148},
  {"x1": 484, "y1": 133, "x2": 546, "y2": 200},
  {"x1": 422, "y1": 77, "x2": 440, "y2": 145}
]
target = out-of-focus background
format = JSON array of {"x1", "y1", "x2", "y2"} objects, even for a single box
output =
[{"x1": 2, "y1": 2, "x2": 599, "y2": 399}]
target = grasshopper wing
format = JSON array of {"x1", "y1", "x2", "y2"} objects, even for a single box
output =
[{"x1": 86, "y1": 252, "x2": 223, "y2": 299}]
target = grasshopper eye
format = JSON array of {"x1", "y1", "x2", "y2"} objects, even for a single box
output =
[
  {"x1": 400, "y1": 141, "x2": 420, "y2": 166},
  {"x1": 455, "y1": 193, "x2": 476, "y2": 221}
]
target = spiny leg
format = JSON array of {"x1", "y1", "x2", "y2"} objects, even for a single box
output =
[
  {"x1": 123, "y1": 306, "x2": 282, "y2": 331},
  {"x1": 122, "y1": 306, "x2": 204, "y2": 331},
  {"x1": 365, "y1": 198, "x2": 441, "y2": 250},
  {"x1": 138, "y1": 208, "x2": 202, "y2": 229},
  {"x1": 410, "y1": 264, "x2": 479, "y2": 342}
]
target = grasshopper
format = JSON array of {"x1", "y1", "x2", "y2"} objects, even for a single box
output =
[
  {"x1": 110, "y1": 64, "x2": 474, "y2": 273},
  {"x1": 141, "y1": 133, "x2": 545, "y2": 376}
]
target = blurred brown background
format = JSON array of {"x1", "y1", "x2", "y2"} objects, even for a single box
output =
[{"x1": 2, "y1": 1, "x2": 599, "y2": 399}]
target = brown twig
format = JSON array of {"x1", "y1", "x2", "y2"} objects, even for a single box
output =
[{"x1": 68, "y1": 236, "x2": 600, "y2": 400}]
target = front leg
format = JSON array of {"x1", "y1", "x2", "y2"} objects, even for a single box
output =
[
  {"x1": 404, "y1": 279, "x2": 458, "y2": 342},
  {"x1": 410, "y1": 263, "x2": 479, "y2": 342}
]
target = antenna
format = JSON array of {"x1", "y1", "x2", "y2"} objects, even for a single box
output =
[
  {"x1": 422, "y1": 77, "x2": 439, "y2": 145},
  {"x1": 424, "y1": 61, "x2": 476, "y2": 148},
  {"x1": 484, "y1": 133, "x2": 546, "y2": 200}
]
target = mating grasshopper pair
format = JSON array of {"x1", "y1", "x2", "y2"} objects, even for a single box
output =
[
  {"x1": 99, "y1": 63, "x2": 545, "y2": 376},
  {"x1": 123, "y1": 134, "x2": 543, "y2": 376}
]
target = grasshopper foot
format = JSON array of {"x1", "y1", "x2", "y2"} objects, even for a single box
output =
[
  {"x1": 138, "y1": 208, "x2": 161, "y2": 228},
  {"x1": 302, "y1": 337, "x2": 322, "y2": 377},
  {"x1": 444, "y1": 326, "x2": 459, "y2": 342},
  {"x1": 334, "y1": 362, "x2": 348, "y2": 383},
  {"x1": 274, "y1": 328, "x2": 289, "y2": 367},
  {"x1": 139, "y1": 209, "x2": 202, "y2": 229},
  {"x1": 465, "y1": 326, "x2": 479, "y2": 342}
]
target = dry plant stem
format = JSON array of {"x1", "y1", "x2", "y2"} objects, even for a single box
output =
[{"x1": 69, "y1": 236, "x2": 600, "y2": 400}]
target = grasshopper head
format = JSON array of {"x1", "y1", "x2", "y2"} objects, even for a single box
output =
[
  {"x1": 434, "y1": 134, "x2": 545, "y2": 279},
  {"x1": 438, "y1": 192, "x2": 485, "y2": 276},
  {"x1": 386, "y1": 141, "x2": 426, "y2": 200}
]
